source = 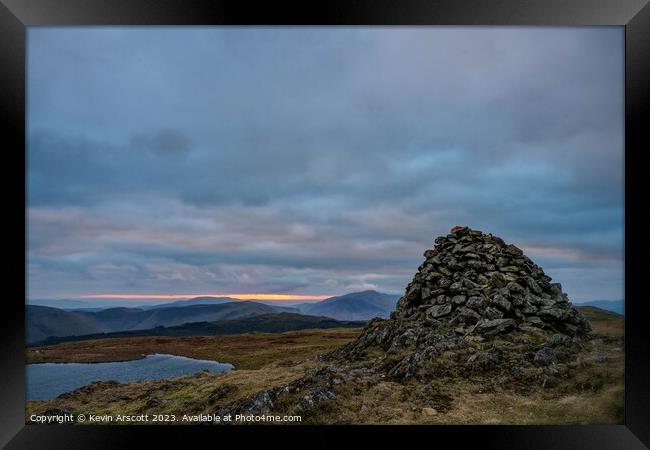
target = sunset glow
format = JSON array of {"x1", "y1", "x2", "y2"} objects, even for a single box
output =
[{"x1": 79, "y1": 293, "x2": 332, "y2": 301}]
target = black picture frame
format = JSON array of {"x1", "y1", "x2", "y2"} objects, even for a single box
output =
[{"x1": 1, "y1": 1, "x2": 648, "y2": 448}]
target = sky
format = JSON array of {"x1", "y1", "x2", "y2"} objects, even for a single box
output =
[{"x1": 26, "y1": 27, "x2": 624, "y2": 303}]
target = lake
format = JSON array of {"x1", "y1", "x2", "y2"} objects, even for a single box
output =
[{"x1": 26, "y1": 353, "x2": 233, "y2": 400}]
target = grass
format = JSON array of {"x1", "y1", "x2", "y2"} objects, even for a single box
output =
[
  {"x1": 27, "y1": 328, "x2": 362, "y2": 370},
  {"x1": 26, "y1": 309, "x2": 624, "y2": 425}
]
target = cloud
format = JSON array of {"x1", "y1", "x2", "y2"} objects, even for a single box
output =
[
  {"x1": 131, "y1": 128, "x2": 194, "y2": 157},
  {"x1": 26, "y1": 27, "x2": 624, "y2": 301}
]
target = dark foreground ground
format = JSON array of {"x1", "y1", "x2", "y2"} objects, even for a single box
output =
[{"x1": 26, "y1": 307, "x2": 623, "y2": 424}]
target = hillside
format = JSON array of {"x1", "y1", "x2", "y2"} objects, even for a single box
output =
[
  {"x1": 24, "y1": 229, "x2": 624, "y2": 425},
  {"x1": 26, "y1": 306, "x2": 104, "y2": 343},
  {"x1": 300, "y1": 290, "x2": 399, "y2": 320},
  {"x1": 29, "y1": 312, "x2": 366, "y2": 346},
  {"x1": 145, "y1": 296, "x2": 237, "y2": 309},
  {"x1": 26, "y1": 301, "x2": 279, "y2": 343},
  {"x1": 145, "y1": 297, "x2": 300, "y2": 314},
  {"x1": 573, "y1": 300, "x2": 624, "y2": 315}
]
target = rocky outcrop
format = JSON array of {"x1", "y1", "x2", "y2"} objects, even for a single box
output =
[
  {"x1": 330, "y1": 226, "x2": 591, "y2": 378},
  {"x1": 211, "y1": 227, "x2": 594, "y2": 417}
]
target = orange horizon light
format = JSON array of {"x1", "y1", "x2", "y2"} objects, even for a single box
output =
[{"x1": 78, "y1": 293, "x2": 332, "y2": 301}]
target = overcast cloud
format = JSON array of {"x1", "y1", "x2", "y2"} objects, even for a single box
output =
[{"x1": 27, "y1": 27, "x2": 624, "y2": 301}]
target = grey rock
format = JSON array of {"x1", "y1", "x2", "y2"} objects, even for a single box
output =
[
  {"x1": 475, "y1": 318, "x2": 517, "y2": 336},
  {"x1": 466, "y1": 296, "x2": 484, "y2": 309},
  {"x1": 457, "y1": 307, "x2": 482, "y2": 324},
  {"x1": 484, "y1": 306, "x2": 503, "y2": 320},
  {"x1": 427, "y1": 304, "x2": 452, "y2": 318},
  {"x1": 299, "y1": 386, "x2": 335, "y2": 410},
  {"x1": 489, "y1": 272, "x2": 507, "y2": 288},
  {"x1": 449, "y1": 281, "x2": 465, "y2": 293},
  {"x1": 520, "y1": 302, "x2": 538, "y2": 315},
  {"x1": 436, "y1": 295, "x2": 450, "y2": 305},
  {"x1": 539, "y1": 308, "x2": 566, "y2": 321},
  {"x1": 451, "y1": 295, "x2": 467, "y2": 306},
  {"x1": 145, "y1": 398, "x2": 161, "y2": 407},
  {"x1": 548, "y1": 333, "x2": 571, "y2": 347},
  {"x1": 467, "y1": 346, "x2": 502, "y2": 370},
  {"x1": 490, "y1": 294, "x2": 511, "y2": 311},
  {"x1": 533, "y1": 347, "x2": 557, "y2": 366}
]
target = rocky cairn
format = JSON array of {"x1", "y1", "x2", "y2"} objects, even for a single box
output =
[
  {"x1": 331, "y1": 226, "x2": 591, "y2": 379},
  {"x1": 210, "y1": 227, "x2": 596, "y2": 418}
]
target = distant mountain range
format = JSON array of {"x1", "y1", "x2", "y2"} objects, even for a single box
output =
[
  {"x1": 30, "y1": 313, "x2": 366, "y2": 346},
  {"x1": 26, "y1": 301, "x2": 280, "y2": 343},
  {"x1": 28, "y1": 296, "x2": 301, "y2": 312},
  {"x1": 144, "y1": 296, "x2": 300, "y2": 313},
  {"x1": 26, "y1": 290, "x2": 400, "y2": 344},
  {"x1": 573, "y1": 300, "x2": 624, "y2": 315},
  {"x1": 298, "y1": 290, "x2": 399, "y2": 320},
  {"x1": 26, "y1": 290, "x2": 624, "y2": 345}
]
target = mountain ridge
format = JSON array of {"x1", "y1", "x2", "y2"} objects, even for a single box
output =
[{"x1": 28, "y1": 312, "x2": 366, "y2": 346}]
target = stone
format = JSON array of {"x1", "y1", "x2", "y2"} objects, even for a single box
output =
[
  {"x1": 466, "y1": 296, "x2": 484, "y2": 309},
  {"x1": 422, "y1": 407, "x2": 438, "y2": 417},
  {"x1": 539, "y1": 308, "x2": 566, "y2": 321},
  {"x1": 504, "y1": 281, "x2": 525, "y2": 296},
  {"x1": 467, "y1": 346, "x2": 502, "y2": 370},
  {"x1": 525, "y1": 316, "x2": 545, "y2": 327},
  {"x1": 489, "y1": 272, "x2": 507, "y2": 288},
  {"x1": 405, "y1": 283, "x2": 422, "y2": 304},
  {"x1": 484, "y1": 306, "x2": 503, "y2": 320},
  {"x1": 332, "y1": 226, "x2": 592, "y2": 376},
  {"x1": 525, "y1": 276, "x2": 543, "y2": 294},
  {"x1": 146, "y1": 398, "x2": 161, "y2": 407},
  {"x1": 475, "y1": 318, "x2": 517, "y2": 336},
  {"x1": 426, "y1": 272, "x2": 442, "y2": 282},
  {"x1": 457, "y1": 307, "x2": 482, "y2": 324},
  {"x1": 449, "y1": 281, "x2": 465, "y2": 293},
  {"x1": 549, "y1": 283, "x2": 562, "y2": 295},
  {"x1": 490, "y1": 294, "x2": 511, "y2": 311},
  {"x1": 548, "y1": 334, "x2": 571, "y2": 347},
  {"x1": 451, "y1": 295, "x2": 466, "y2": 305},
  {"x1": 520, "y1": 302, "x2": 537, "y2": 315},
  {"x1": 427, "y1": 304, "x2": 452, "y2": 318},
  {"x1": 533, "y1": 347, "x2": 557, "y2": 366},
  {"x1": 505, "y1": 244, "x2": 524, "y2": 256}
]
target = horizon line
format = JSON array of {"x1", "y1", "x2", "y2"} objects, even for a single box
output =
[{"x1": 77, "y1": 293, "x2": 334, "y2": 301}]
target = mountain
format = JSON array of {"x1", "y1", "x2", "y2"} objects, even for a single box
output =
[
  {"x1": 573, "y1": 300, "x2": 623, "y2": 315},
  {"x1": 29, "y1": 298, "x2": 161, "y2": 310},
  {"x1": 300, "y1": 290, "x2": 399, "y2": 321},
  {"x1": 29, "y1": 296, "x2": 304, "y2": 313},
  {"x1": 29, "y1": 313, "x2": 367, "y2": 346},
  {"x1": 145, "y1": 297, "x2": 301, "y2": 313},
  {"x1": 26, "y1": 306, "x2": 105, "y2": 343},
  {"x1": 28, "y1": 299, "x2": 103, "y2": 310},
  {"x1": 145, "y1": 296, "x2": 236, "y2": 309},
  {"x1": 26, "y1": 302, "x2": 280, "y2": 343}
]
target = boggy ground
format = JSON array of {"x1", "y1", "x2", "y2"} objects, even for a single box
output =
[{"x1": 26, "y1": 307, "x2": 623, "y2": 425}]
